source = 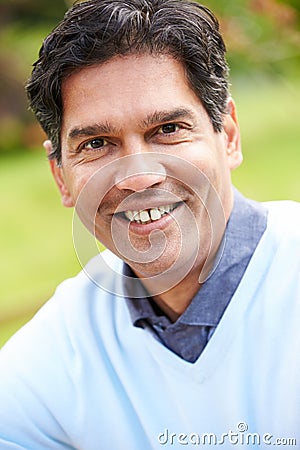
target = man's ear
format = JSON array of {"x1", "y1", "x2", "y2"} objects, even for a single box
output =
[
  {"x1": 43, "y1": 140, "x2": 74, "y2": 208},
  {"x1": 223, "y1": 98, "x2": 243, "y2": 170}
]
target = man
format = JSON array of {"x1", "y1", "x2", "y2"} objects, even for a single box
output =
[{"x1": 0, "y1": 0, "x2": 299, "y2": 449}]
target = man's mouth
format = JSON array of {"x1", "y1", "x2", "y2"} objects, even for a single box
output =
[{"x1": 122, "y1": 203, "x2": 179, "y2": 224}]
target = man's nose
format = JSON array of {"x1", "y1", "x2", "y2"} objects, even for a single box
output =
[{"x1": 114, "y1": 153, "x2": 167, "y2": 192}]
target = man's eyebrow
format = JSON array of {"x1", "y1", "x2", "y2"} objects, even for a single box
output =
[
  {"x1": 141, "y1": 108, "x2": 196, "y2": 128},
  {"x1": 68, "y1": 123, "x2": 120, "y2": 141},
  {"x1": 67, "y1": 108, "x2": 195, "y2": 141}
]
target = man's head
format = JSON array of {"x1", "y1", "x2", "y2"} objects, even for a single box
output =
[
  {"x1": 26, "y1": 0, "x2": 242, "y2": 297},
  {"x1": 26, "y1": 0, "x2": 229, "y2": 165}
]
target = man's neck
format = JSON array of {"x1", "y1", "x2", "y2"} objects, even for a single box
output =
[{"x1": 151, "y1": 269, "x2": 203, "y2": 322}]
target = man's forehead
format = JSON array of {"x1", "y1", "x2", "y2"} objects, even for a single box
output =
[
  {"x1": 60, "y1": 53, "x2": 203, "y2": 133},
  {"x1": 61, "y1": 52, "x2": 187, "y2": 89}
]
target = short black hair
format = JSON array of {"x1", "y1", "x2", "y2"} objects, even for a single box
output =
[{"x1": 26, "y1": 0, "x2": 229, "y2": 164}]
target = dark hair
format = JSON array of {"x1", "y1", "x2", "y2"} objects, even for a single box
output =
[{"x1": 26, "y1": 0, "x2": 229, "y2": 164}]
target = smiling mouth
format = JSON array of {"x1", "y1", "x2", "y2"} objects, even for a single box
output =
[{"x1": 121, "y1": 203, "x2": 180, "y2": 224}]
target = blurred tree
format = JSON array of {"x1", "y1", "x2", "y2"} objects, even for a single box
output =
[
  {"x1": 0, "y1": 0, "x2": 67, "y2": 27},
  {"x1": 203, "y1": 0, "x2": 300, "y2": 77},
  {"x1": 0, "y1": 0, "x2": 68, "y2": 153}
]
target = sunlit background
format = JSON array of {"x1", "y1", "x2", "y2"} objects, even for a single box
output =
[{"x1": 1, "y1": 0, "x2": 299, "y2": 346}]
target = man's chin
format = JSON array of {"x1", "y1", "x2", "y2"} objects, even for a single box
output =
[{"x1": 126, "y1": 249, "x2": 197, "y2": 292}]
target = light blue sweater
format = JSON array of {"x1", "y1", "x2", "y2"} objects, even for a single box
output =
[{"x1": 0, "y1": 201, "x2": 299, "y2": 449}]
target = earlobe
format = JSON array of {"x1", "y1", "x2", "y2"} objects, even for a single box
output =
[
  {"x1": 44, "y1": 140, "x2": 74, "y2": 208},
  {"x1": 223, "y1": 99, "x2": 243, "y2": 170}
]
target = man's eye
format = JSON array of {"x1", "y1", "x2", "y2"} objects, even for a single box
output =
[
  {"x1": 158, "y1": 123, "x2": 180, "y2": 134},
  {"x1": 82, "y1": 138, "x2": 108, "y2": 150}
]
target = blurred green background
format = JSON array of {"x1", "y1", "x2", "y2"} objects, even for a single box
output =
[{"x1": 0, "y1": 0, "x2": 299, "y2": 347}]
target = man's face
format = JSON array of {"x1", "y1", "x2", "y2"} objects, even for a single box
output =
[{"x1": 50, "y1": 53, "x2": 241, "y2": 287}]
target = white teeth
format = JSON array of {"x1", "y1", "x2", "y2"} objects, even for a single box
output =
[
  {"x1": 126, "y1": 211, "x2": 134, "y2": 221},
  {"x1": 159, "y1": 205, "x2": 170, "y2": 213},
  {"x1": 150, "y1": 208, "x2": 161, "y2": 221},
  {"x1": 124, "y1": 204, "x2": 177, "y2": 223},
  {"x1": 140, "y1": 210, "x2": 150, "y2": 223}
]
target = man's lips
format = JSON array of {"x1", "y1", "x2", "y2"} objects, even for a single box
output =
[{"x1": 109, "y1": 200, "x2": 185, "y2": 234}]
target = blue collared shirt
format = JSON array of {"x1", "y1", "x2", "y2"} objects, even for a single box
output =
[{"x1": 125, "y1": 189, "x2": 267, "y2": 362}]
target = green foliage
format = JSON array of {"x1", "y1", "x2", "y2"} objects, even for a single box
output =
[
  {"x1": 0, "y1": 0, "x2": 67, "y2": 27},
  {"x1": 0, "y1": 1, "x2": 68, "y2": 153},
  {"x1": 0, "y1": 24, "x2": 50, "y2": 153},
  {"x1": 204, "y1": 0, "x2": 300, "y2": 77},
  {"x1": 231, "y1": 79, "x2": 300, "y2": 201}
]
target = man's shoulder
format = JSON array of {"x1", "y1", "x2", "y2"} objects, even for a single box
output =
[
  {"x1": 252, "y1": 200, "x2": 300, "y2": 280},
  {"x1": 240, "y1": 199, "x2": 300, "y2": 290},
  {"x1": 264, "y1": 199, "x2": 300, "y2": 216},
  {"x1": 264, "y1": 200, "x2": 300, "y2": 238}
]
